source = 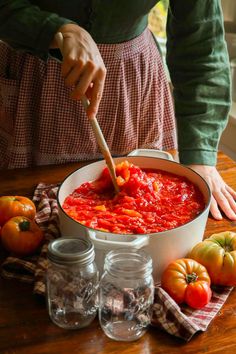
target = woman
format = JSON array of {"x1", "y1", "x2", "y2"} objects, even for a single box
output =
[{"x1": 0, "y1": 0, "x2": 236, "y2": 220}]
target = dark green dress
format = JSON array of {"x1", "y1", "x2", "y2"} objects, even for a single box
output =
[{"x1": 0, "y1": 0, "x2": 231, "y2": 167}]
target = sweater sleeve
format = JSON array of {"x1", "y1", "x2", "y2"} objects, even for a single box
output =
[
  {"x1": 166, "y1": 0, "x2": 231, "y2": 166},
  {"x1": 0, "y1": 0, "x2": 74, "y2": 60}
]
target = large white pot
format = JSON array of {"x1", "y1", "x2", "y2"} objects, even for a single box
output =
[{"x1": 57, "y1": 149, "x2": 211, "y2": 283}]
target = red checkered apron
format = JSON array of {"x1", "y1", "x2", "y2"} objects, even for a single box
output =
[{"x1": 0, "y1": 28, "x2": 177, "y2": 169}]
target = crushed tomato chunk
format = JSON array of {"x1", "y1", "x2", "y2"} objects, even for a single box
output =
[{"x1": 62, "y1": 161, "x2": 205, "y2": 234}]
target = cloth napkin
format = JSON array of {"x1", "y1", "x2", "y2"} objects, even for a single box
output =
[
  {"x1": 1, "y1": 183, "x2": 60, "y2": 294},
  {"x1": 0, "y1": 183, "x2": 233, "y2": 341}
]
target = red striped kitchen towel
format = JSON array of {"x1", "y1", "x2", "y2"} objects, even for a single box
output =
[
  {"x1": 151, "y1": 284, "x2": 232, "y2": 341},
  {"x1": 0, "y1": 183, "x2": 233, "y2": 341}
]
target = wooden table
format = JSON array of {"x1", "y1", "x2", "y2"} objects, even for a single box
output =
[{"x1": 0, "y1": 151, "x2": 236, "y2": 354}]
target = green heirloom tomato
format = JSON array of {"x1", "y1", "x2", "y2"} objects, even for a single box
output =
[{"x1": 188, "y1": 231, "x2": 236, "y2": 286}]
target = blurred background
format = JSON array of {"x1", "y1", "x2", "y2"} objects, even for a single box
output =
[{"x1": 148, "y1": 0, "x2": 168, "y2": 39}]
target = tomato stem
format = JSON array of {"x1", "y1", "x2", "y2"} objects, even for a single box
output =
[
  {"x1": 19, "y1": 220, "x2": 30, "y2": 231},
  {"x1": 186, "y1": 272, "x2": 198, "y2": 283}
]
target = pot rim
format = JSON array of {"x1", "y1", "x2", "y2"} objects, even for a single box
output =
[{"x1": 57, "y1": 156, "x2": 211, "y2": 236}]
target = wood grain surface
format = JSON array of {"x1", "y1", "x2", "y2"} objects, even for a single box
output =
[{"x1": 0, "y1": 151, "x2": 236, "y2": 354}]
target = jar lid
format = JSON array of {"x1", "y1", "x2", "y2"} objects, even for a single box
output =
[{"x1": 47, "y1": 237, "x2": 95, "y2": 266}]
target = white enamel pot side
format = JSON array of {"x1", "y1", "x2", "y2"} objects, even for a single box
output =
[
  {"x1": 88, "y1": 230, "x2": 149, "y2": 275},
  {"x1": 57, "y1": 149, "x2": 211, "y2": 283}
]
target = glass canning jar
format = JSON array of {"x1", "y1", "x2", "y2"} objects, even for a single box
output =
[
  {"x1": 46, "y1": 237, "x2": 98, "y2": 329},
  {"x1": 99, "y1": 248, "x2": 154, "y2": 341}
]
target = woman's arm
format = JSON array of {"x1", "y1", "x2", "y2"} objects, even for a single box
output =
[
  {"x1": 0, "y1": 1, "x2": 106, "y2": 116},
  {"x1": 167, "y1": 0, "x2": 236, "y2": 220},
  {"x1": 167, "y1": 0, "x2": 231, "y2": 166}
]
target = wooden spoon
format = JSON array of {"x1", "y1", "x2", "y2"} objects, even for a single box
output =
[
  {"x1": 80, "y1": 96, "x2": 119, "y2": 193},
  {"x1": 55, "y1": 32, "x2": 119, "y2": 193}
]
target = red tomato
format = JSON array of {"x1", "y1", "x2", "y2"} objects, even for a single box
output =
[
  {"x1": 161, "y1": 258, "x2": 212, "y2": 309},
  {"x1": 1, "y1": 216, "x2": 44, "y2": 256},
  {"x1": 185, "y1": 281, "x2": 212, "y2": 309},
  {"x1": 0, "y1": 196, "x2": 36, "y2": 226}
]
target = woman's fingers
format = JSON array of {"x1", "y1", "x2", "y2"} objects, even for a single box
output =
[
  {"x1": 212, "y1": 188, "x2": 236, "y2": 220},
  {"x1": 86, "y1": 70, "x2": 106, "y2": 117},
  {"x1": 188, "y1": 164, "x2": 236, "y2": 221},
  {"x1": 221, "y1": 188, "x2": 236, "y2": 214},
  {"x1": 226, "y1": 184, "x2": 236, "y2": 199},
  {"x1": 70, "y1": 63, "x2": 96, "y2": 99},
  {"x1": 63, "y1": 59, "x2": 85, "y2": 87},
  {"x1": 209, "y1": 196, "x2": 223, "y2": 220}
]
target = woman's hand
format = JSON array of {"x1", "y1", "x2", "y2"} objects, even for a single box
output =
[
  {"x1": 188, "y1": 165, "x2": 236, "y2": 220},
  {"x1": 52, "y1": 23, "x2": 106, "y2": 117}
]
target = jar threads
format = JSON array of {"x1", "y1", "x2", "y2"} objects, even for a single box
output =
[
  {"x1": 99, "y1": 248, "x2": 154, "y2": 341},
  {"x1": 46, "y1": 237, "x2": 98, "y2": 329}
]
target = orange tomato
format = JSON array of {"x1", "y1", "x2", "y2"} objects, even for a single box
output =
[
  {"x1": 161, "y1": 258, "x2": 212, "y2": 308},
  {"x1": 1, "y1": 216, "x2": 44, "y2": 256},
  {"x1": 0, "y1": 196, "x2": 36, "y2": 226}
]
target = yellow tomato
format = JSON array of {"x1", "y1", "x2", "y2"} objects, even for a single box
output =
[
  {"x1": 1, "y1": 216, "x2": 44, "y2": 256},
  {"x1": 0, "y1": 196, "x2": 36, "y2": 226}
]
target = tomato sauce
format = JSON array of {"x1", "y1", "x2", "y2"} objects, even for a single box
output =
[{"x1": 62, "y1": 161, "x2": 205, "y2": 234}]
